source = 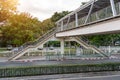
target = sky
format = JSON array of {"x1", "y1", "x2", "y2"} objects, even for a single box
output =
[{"x1": 18, "y1": 0, "x2": 90, "y2": 21}]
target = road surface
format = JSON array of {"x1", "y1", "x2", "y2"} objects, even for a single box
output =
[{"x1": 0, "y1": 58, "x2": 120, "y2": 68}]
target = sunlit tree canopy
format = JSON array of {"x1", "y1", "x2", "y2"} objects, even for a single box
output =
[{"x1": 0, "y1": 0, "x2": 18, "y2": 22}]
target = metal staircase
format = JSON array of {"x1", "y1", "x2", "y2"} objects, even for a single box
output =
[
  {"x1": 9, "y1": 28, "x2": 57, "y2": 61},
  {"x1": 74, "y1": 36, "x2": 108, "y2": 57}
]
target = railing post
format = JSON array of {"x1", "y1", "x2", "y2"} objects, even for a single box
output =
[
  {"x1": 108, "y1": 46, "x2": 111, "y2": 54},
  {"x1": 75, "y1": 13, "x2": 78, "y2": 27},
  {"x1": 119, "y1": 2, "x2": 120, "y2": 13},
  {"x1": 61, "y1": 21, "x2": 63, "y2": 31},
  {"x1": 110, "y1": 0, "x2": 117, "y2": 16},
  {"x1": 69, "y1": 41, "x2": 71, "y2": 55}
]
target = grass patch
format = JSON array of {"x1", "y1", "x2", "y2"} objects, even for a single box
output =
[{"x1": 0, "y1": 48, "x2": 8, "y2": 52}]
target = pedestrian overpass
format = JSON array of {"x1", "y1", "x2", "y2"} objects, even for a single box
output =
[{"x1": 9, "y1": 0, "x2": 120, "y2": 61}]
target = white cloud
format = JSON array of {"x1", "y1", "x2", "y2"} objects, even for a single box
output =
[{"x1": 18, "y1": 0, "x2": 90, "y2": 21}]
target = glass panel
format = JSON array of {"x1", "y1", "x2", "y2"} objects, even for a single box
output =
[
  {"x1": 67, "y1": 21, "x2": 75, "y2": 30},
  {"x1": 78, "y1": 16, "x2": 87, "y2": 26},
  {"x1": 57, "y1": 22, "x2": 61, "y2": 32},
  {"x1": 88, "y1": 12, "x2": 97, "y2": 23},
  {"x1": 98, "y1": 8, "x2": 107, "y2": 19},
  {"x1": 115, "y1": 2, "x2": 120, "y2": 15},
  {"x1": 106, "y1": 6, "x2": 113, "y2": 17},
  {"x1": 61, "y1": 5, "x2": 115, "y2": 31}
]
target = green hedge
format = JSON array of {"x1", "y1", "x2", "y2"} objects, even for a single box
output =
[{"x1": 0, "y1": 63, "x2": 120, "y2": 77}]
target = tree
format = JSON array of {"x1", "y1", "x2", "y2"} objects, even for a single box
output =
[
  {"x1": 1, "y1": 13, "x2": 41, "y2": 46},
  {"x1": 0, "y1": 10, "x2": 70, "y2": 46},
  {"x1": 0, "y1": 0, "x2": 18, "y2": 22},
  {"x1": 51, "y1": 11, "x2": 70, "y2": 22},
  {"x1": 81, "y1": 2, "x2": 87, "y2": 5},
  {"x1": 87, "y1": 33, "x2": 120, "y2": 46}
]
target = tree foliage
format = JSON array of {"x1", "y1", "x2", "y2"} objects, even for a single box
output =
[
  {"x1": 0, "y1": 0, "x2": 18, "y2": 22},
  {"x1": 1, "y1": 13, "x2": 41, "y2": 46},
  {"x1": 1, "y1": 11, "x2": 70, "y2": 46},
  {"x1": 51, "y1": 11, "x2": 70, "y2": 22},
  {"x1": 87, "y1": 34, "x2": 120, "y2": 46},
  {"x1": 1, "y1": 11, "x2": 69, "y2": 46},
  {"x1": 41, "y1": 19, "x2": 55, "y2": 34}
]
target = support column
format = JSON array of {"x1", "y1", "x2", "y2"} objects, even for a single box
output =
[
  {"x1": 60, "y1": 39, "x2": 64, "y2": 57},
  {"x1": 75, "y1": 13, "x2": 78, "y2": 27},
  {"x1": 110, "y1": 0, "x2": 117, "y2": 16},
  {"x1": 68, "y1": 41, "x2": 71, "y2": 55}
]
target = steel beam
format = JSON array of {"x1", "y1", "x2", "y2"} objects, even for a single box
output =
[
  {"x1": 66, "y1": 16, "x2": 70, "y2": 27},
  {"x1": 119, "y1": 2, "x2": 120, "y2": 13},
  {"x1": 84, "y1": 1, "x2": 94, "y2": 24},
  {"x1": 75, "y1": 13, "x2": 78, "y2": 27}
]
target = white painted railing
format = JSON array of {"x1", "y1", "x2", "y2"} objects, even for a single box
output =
[{"x1": 99, "y1": 46, "x2": 120, "y2": 54}]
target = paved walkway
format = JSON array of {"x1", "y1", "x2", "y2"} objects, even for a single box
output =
[{"x1": 0, "y1": 57, "x2": 8, "y2": 62}]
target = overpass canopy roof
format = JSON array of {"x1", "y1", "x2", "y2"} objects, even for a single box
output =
[{"x1": 56, "y1": 0, "x2": 119, "y2": 24}]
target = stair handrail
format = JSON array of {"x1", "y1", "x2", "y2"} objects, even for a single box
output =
[
  {"x1": 90, "y1": 45, "x2": 108, "y2": 57},
  {"x1": 10, "y1": 27, "x2": 57, "y2": 60},
  {"x1": 79, "y1": 36, "x2": 89, "y2": 44},
  {"x1": 75, "y1": 37, "x2": 89, "y2": 47},
  {"x1": 13, "y1": 27, "x2": 57, "y2": 54},
  {"x1": 75, "y1": 36, "x2": 108, "y2": 57},
  {"x1": 32, "y1": 27, "x2": 57, "y2": 45}
]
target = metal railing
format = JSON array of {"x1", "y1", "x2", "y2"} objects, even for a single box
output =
[
  {"x1": 99, "y1": 46, "x2": 120, "y2": 54},
  {"x1": 45, "y1": 48, "x2": 103, "y2": 60},
  {"x1": 75, "y1": 36, "x2": 109, "y2": 57},
  {"x1": 60, "y1": 2, "x2": 120, "y2": 31},
  {"x1": 75, "y1": 36, "x2": 90, "y2": 48}
]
